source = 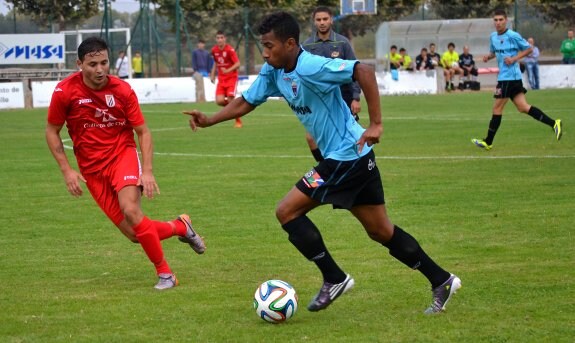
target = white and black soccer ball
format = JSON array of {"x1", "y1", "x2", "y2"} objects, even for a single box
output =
[{"x1": 253, "y1": 280, "x2": 298, "y2": 323}]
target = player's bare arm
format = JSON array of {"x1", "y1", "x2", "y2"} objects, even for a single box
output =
[
  {"x1": 45, "y1": 122, "x2": 86, "y2": 197},
  {"x1": 224, "y1": 61, "x2": 241, "y2": 74},
  {"x1": 504, "y1": 46, "x2": 533, "y2": 65},
  {"x1": 353, "y1": 63, "x2": 382, "y2": 152},
  {"x1": 210, "y1": 64, "x2": 217, "y2": 83},
  {"x1": 483, "y1": 52, "x2": 495, "y2": 63},
  {"x1": 184, "y1": 96, "x2": 256, "y2": 131},
  {"x1": 133, "y1": 124, "x2": 160, "y2": 199}
]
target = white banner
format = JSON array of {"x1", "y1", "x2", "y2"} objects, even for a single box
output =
[
  {"x1": 126, "y1": 77, "x2": 195, "y2": 104},
  {"x1": 0, "y1": 34, "x2": 65, "y2": 65},
  {"x1": 0, "y1": 82, "x2": 25, "y2": 109},
  {"x1": 32, "y1": 77, "x2": 197, "y2": 108},
  {"x1": 376, "y1": 70, "x2": 438, "y2": 95}
]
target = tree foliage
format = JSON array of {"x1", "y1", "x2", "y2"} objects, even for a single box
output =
[
  {"x1": 427, "y1": 0, "x2": 512, "y2": 19},
  {"x1": 529, "y1": 0, "x2": 575, "y2": 28},
  {"x1": 5, "y1": 0, "x2": 101, "y2": 31}
]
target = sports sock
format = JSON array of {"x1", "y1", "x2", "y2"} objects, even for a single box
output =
[
  {"x1": 282, "y1": 216, "x2": 346, "y2": 284},
  {"x1": 527, "y1": 106, "x2": 555, "y2": 127},
  {"x1": 133, "y1": 216, "x2": 171, "y2": 275},
  {"x1": 383, "y1": 226, "x2": 450, "y2": 288},
  {"x1": 485, "y1": 114, "x2": 502, "y2": 145},
  {"x1": 155, "y1": 219, "x2": 187, "y2": 240},
  {"x1": 311, "y1": 148, "x2": 324, "y2": 162}
]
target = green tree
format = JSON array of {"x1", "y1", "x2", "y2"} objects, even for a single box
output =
[
  {"x1": 5, "y1": 0, "x2": 101, "y2": 31},
  {"x1": 427, "y1": 0, "x2": 511, "y2": 19},
  {"x1": 529, "y1": 0, "x2": 575, "y2": 28}
]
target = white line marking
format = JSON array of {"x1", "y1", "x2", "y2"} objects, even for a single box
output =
[
  {"x1": 154, "y1": 151, "x2": 575, "y2": 160},
  {"x1": 62, "y1": 138, "x2": 574, "y2": 160}
]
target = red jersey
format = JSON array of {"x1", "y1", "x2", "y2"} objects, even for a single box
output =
[
  {"x1": 211, "y1": 44, "x2": 239, "y2": 81},
  {"x1": 47, "y1": 72, "x2": 145, "y2": 174}
]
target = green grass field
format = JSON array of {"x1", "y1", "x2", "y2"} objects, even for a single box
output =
[{"x1": 0, "y1": 89, "x2": 573, "y2": 342}]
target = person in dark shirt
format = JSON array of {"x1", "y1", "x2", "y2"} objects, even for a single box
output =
[
  {"x1": 415, "y1": 48, "x2": 434, "y2": 71},
  {"x1": 192, "y1": 39, "x2": 213, "y2": 77},
  {"x1": 458, "y1": 45, "x2": 478, "y2": 88}
]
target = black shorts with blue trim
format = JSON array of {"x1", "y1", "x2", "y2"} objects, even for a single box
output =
[
  {"x1": 295, "y1": 150, "x2": 385, "y2": 210},
  {"x1": 494, "y1": 80, "x2": 527, "y2": 99}
]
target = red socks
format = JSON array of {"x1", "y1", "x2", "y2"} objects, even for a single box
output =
[
  {"x1": 132, "y1": 217, "x2": 171, "y2": 275},
  {"x1": 155, "y1": 219, "x2": 187, "y2": 240}
]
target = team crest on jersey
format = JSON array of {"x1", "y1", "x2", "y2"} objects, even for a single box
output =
[
  {"x1": 302, "y1": 168, "x2": 324, "y2": 189},
  {"x1": 331, "y1": 51, "x2": 340, "y2": 58},
  {"x1": 291, "y1": 80, "x2": 298, "y2": 97},
  {"x1": 105, "y1": 94, "x2": 116, "y2": 107},
  {"x1": 95, "y1": 108, "x2": 118, "y2": 122}
]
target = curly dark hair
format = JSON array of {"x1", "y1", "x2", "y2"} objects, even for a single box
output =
[{"x1": 258, "y1": 11, "x2": 300, "y2": 44}]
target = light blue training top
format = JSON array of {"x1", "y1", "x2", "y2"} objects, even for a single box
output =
[
  {"x1": 242, "y1": 49, "x2": 370, "y2": 161},
  {"x1": 489, "y1": 29, "x2": 531, "y2": 81}
]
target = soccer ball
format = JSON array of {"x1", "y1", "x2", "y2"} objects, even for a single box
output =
[{"x1": 253, "y1": 280, "x2": 298, "y2": 323}]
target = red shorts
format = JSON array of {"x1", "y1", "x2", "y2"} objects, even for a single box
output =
[
  {"x1": 84, "y1": 147, "x2": 141, "y2": 225},
  {"x1": 216, "y1": 77, "x2": 238, "y2": 98}
]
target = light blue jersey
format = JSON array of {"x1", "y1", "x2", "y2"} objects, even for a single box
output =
[
  {"x1": 243, "y1": 49, "x2": 369, "y2": 161},
  {"x1": 489, "y1": 29, "x2": 531, "y2": 81}
]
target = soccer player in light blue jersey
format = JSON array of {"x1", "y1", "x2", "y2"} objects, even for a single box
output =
[
  {"x1": 472, "y1": 9, "x2": 562, "y2": 150},
  {"x1": 184, "y1": 11, "x2": 460, "y2": 314}
]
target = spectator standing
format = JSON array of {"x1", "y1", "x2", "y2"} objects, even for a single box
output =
[
  {"x1": 115, "y1": 51, "x2": 130, "y2": 79},
  {"x1": 192, "y1": 39, "x2": 213, "y2": 77},
  {"x1": 560, "y1": 30, "x2": 575, "y2": 64},
  {"x1": 132, "y1": 51, "x2": 143, "y2": 78},
  {"x1": 524, "y1": 37, "x2": 540, "y2": 90}
]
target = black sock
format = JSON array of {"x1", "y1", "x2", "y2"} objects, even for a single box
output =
[
  {"x1": 311, "y1": 148, "x2": 324, "y2": 162},
  {"x1": 485, "y1": 114, "x2": 502, "y2": 145},
  {"x1": 282, "y1": 216, "x2": 346, "y2": 283},
  {"x1": 383, "y1": 226, "x2": 450, "y2": 288},
  {"x1": 527, "y1": 106, "x2": 555, "y2": 127}
]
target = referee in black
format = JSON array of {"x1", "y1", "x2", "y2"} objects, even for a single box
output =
[{"x1": 302, "y1": 6, "x2": 361, "y2": 162}]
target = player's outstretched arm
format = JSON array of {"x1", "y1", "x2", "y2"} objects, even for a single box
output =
[
  {"x1": 184, "y1": 96, "x2": 256, "y2": 131},
  {"x1": 45, "y1": 123, "x2": 86, "y2": 197},
  {"x1": 353, "y1": 63, "x2": 383, "y2": 153}
]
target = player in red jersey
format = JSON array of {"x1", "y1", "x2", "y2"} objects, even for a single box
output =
[
  {"x1": 45, "y1": 37, "x2": 206, "y2": 290},
  {"x1": 210, "y1": 31, "x2": 242, "y2": 128}
]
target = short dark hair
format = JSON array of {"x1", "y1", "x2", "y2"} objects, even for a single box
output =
[
  {"x1": 429, "y1": 43, "x2": 436, "y2": 48},
  {"x1": 399, "y1": 48, "x2": 406, "y2": 52},
  {"x1": 258, "y1": 11, "x2": 300, "y2": 44},
  {"x1": 77, "y1": 36, "x2": 108, "y2": 61},
  {"x1": 216, "y1": 31, "x2": 225, "y2": 36},
  {"x1": 448, "y1": 42, "x2": 455, "y2": 48},
  {"x1": 421, "y1": 48, "x2": 428, "y2": 53},
  {"x1": 312, "y1": 6, "x2": 332, "y2": 18},
  {"x1": 493, "y1": 9, "x2": 507, "y2": 17},
  {"x1": 198, "y1": 39, "x2": 205, "y2": 44},
  {"x1": 390, "y1": 45, "x2": 397, "y2": 50}
]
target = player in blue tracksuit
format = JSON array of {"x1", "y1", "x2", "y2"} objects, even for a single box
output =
[
  {"x1": 184, "y1": 11, "x2": 460, "y2": 314},
  {"x1": 472, "y1": 9, "x2": 562, "y2": 150}
]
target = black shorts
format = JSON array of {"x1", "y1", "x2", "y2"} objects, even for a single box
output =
[
  {"x1": 494, "y1": 80, "x2": 526, "y2": 99},
  {"x1": 295, "y1": 150, "x2": 385, "y2": 210}
]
